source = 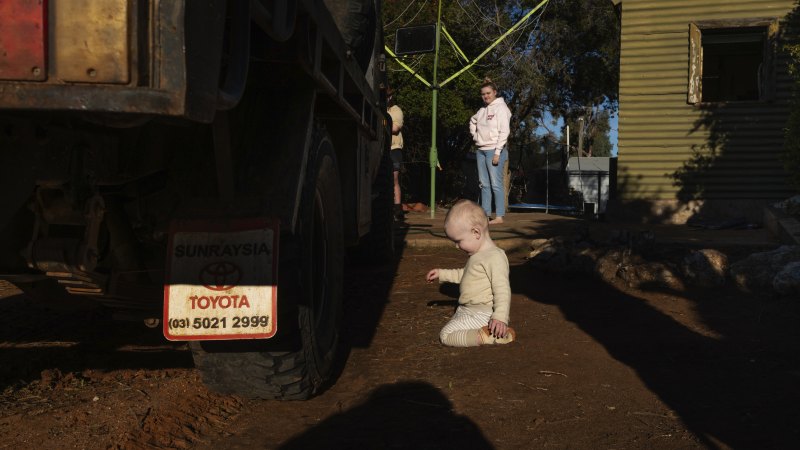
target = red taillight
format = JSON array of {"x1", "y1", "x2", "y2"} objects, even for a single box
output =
[
  {"x1": 0, "y1": 0, "x2": 47, "y2": 81},
  {"x1": 0, "y1": 0, "x2": 131, "y2": 84}
]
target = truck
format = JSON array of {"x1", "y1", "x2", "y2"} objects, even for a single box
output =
[{"x1": 0, "y1": 0, "x2": 393, "y2": 400}]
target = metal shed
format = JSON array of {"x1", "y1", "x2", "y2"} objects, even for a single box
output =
[{"x1": 567, "y1": 157, "x2": 615, "y2": 216}]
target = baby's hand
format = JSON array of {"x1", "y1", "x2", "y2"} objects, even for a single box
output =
[
  {"x1": 426, "y1": 269, "x2": 439, "y2": 283},
  {"x1": 487, "y1": 319, "x2": 508, "y2": 338}
]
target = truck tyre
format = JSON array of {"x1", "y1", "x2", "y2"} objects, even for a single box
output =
[
  {"x1": 349, "y1": 147, "x2": 396, "y2": 263},
  {"x1": 190, "y1": 129, "x2": 344, "y2": 400}
]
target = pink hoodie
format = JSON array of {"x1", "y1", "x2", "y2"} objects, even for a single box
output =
[{"x1": 469, "y1": 96, "x2": 512, "y2": 155}]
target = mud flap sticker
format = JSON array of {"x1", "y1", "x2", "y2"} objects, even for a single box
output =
[{"x1": 163, "y1": 219, "x2": 278, "y2": 341}]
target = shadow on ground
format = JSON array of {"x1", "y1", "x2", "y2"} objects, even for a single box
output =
[
  {"x1": 0, "y1": 293, "x2": 193, "y2": 390},
  {"x1": 343, "y1": 221, "x2": 410, "y2": 349},
  {"x1": 278, "y1": 381, "x2": 492, "y2": 450},
  {"x1": 512, "y1": 262, "x2": 800, "y2": 448}
]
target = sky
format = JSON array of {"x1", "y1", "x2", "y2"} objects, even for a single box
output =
[
  {"x1": 535, "y1": 111, "x2": 619, "y2": 156},
  {"x1": 609, "y1": 114, "x2": 618, "y2": 156}
]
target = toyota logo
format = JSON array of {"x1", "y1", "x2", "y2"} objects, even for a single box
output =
[{"x1": 199, "y1": 261, "x2": 242, "y2": 291}]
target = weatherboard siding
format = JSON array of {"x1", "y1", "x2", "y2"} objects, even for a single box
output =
[{"x1": 618, "y1": 0, "x2": 796, "y2": 202}]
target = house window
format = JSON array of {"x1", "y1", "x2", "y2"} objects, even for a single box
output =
[
  {"x1": 702, "y1": 28, "x2": 764, "y2": 102},
  {"x1": 688, "y1": 20, "x2": 778, "y2": 104}
]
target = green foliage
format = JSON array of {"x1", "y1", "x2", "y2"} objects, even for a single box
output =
[
  {"x1": 506, "y1": 0, "x2": 620, "y2": 123},
  {"x1": 592, "y1": 126, "x2": 613, "y2": 157},
  {"x1": 382, "y1": 0, "x2": 620, "y2": 200},
  {"x1": 785, "y1": 42, "x2": 800, "y2": 191}
]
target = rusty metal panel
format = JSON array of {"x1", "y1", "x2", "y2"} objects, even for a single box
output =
[
  {"x1": 50, "y1": 0, "x2": 129, "y2": 83},
  {"x1": 617, "y1": 0, "x2": 796, "y2": 204},
  {"x1": 0, "y1": 0, "x2": 47, "y2": 81},
  {"x1": 0, "y1": 1, "x2": 195, "y2": 118}
]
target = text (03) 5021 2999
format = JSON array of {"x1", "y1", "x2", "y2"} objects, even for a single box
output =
[{"x1": 167, "y1": 315, "x2": 270, "y2": 330}]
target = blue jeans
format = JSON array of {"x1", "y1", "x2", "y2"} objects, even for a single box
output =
[{"x1": 476, "y1": 148, "x2": 507, "y2": 217}]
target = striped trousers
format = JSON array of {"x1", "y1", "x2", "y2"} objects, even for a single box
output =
[{"x1": 439, "y1": 306, "x2": 491, "y2": 347}]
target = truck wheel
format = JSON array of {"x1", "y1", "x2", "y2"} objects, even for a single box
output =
[
  {"x1": 349, "y1": 147, "x2": 396, "y2": 263},
  {"x1": 190, "y1": 129, "x2": 343, "y2": 400}
]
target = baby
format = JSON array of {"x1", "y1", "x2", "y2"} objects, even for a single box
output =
[{"x1": 426, "y1": 199, "x2": 515, "y2": 347}]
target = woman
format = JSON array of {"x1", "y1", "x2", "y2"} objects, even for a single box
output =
[
  {"x1": 387, "y1": 87, "x2": 405, "y2": 220},
  {"x1": 469, "y1": 78, "x2": 511, "y2": 224}
]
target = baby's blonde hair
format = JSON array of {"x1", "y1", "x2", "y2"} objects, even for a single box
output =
[{"x1": 445, "y1": 199, "x2": 488, "y2": 231}]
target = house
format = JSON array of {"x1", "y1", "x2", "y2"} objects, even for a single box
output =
[{"x1": 614, "y1": 0, "x2": 797, "y2": 222}]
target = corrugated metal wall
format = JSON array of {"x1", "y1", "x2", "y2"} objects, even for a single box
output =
[{"x1": 618, "y1": 0, "x2": 797, "y2": 202}]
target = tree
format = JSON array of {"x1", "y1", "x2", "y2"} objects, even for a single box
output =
[
  {"x1": 561, "y1": 109, "x2": 613, "y2": 157},
  {"x1": 382, "y1": 0, "x2": 620, "y2": 200}
]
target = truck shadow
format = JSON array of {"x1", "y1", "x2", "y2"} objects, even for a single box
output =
[
  {"x1": 278, "y1": 381, "x2": 493, "y2": 450},
  {"x1": 342, "y1": 223, "x2": 409, "y2": 349},
  {"x1": 323, "y1": 224, "x2": 410, "y2": 393},
  {"x1": 0, "y1": 293, "x2": 193, "y2": 390},
  {"x1": 511, "y1": 265, "x2": 800, "y2": 449}
]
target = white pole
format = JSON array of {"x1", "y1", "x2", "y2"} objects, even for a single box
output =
[
  {"x1": 565, "y1": 126, "x2": 570, "y2": 206},
  {"x1": 577, "y1": 118, "x2": 584, "y2": 214},
  {"x1": 546, "y1": 141, "x2": 549, "y2": 214}
]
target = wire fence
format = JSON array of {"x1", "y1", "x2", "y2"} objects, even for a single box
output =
[{"x1": 397, "y1": 141, "x2": 587, "y2": 212}]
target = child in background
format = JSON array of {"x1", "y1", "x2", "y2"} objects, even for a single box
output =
[{"x1": 425, "y1": 199, "x2": 516, "y2": 347}]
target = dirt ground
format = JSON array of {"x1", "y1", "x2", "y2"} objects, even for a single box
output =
[{"x1": 1, "y1": 239, "x2": 799, "y2": 449}]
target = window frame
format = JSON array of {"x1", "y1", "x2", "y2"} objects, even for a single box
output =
[{"x1": 687, "y1": 18, "x2": 779, "y2": 105}]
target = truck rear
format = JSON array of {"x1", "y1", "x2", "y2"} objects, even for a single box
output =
[{"x1": 0, "y1": 0, "x2": 393, "y2": 399}]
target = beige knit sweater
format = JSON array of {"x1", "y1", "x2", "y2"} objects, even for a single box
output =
[{"x1": 438, "y1": 246, "x2": 511, "y2": 324}]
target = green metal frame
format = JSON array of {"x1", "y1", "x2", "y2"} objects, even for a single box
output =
[{"x1": 385, "y1": 0, "x2": 551, "y2": 218}]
